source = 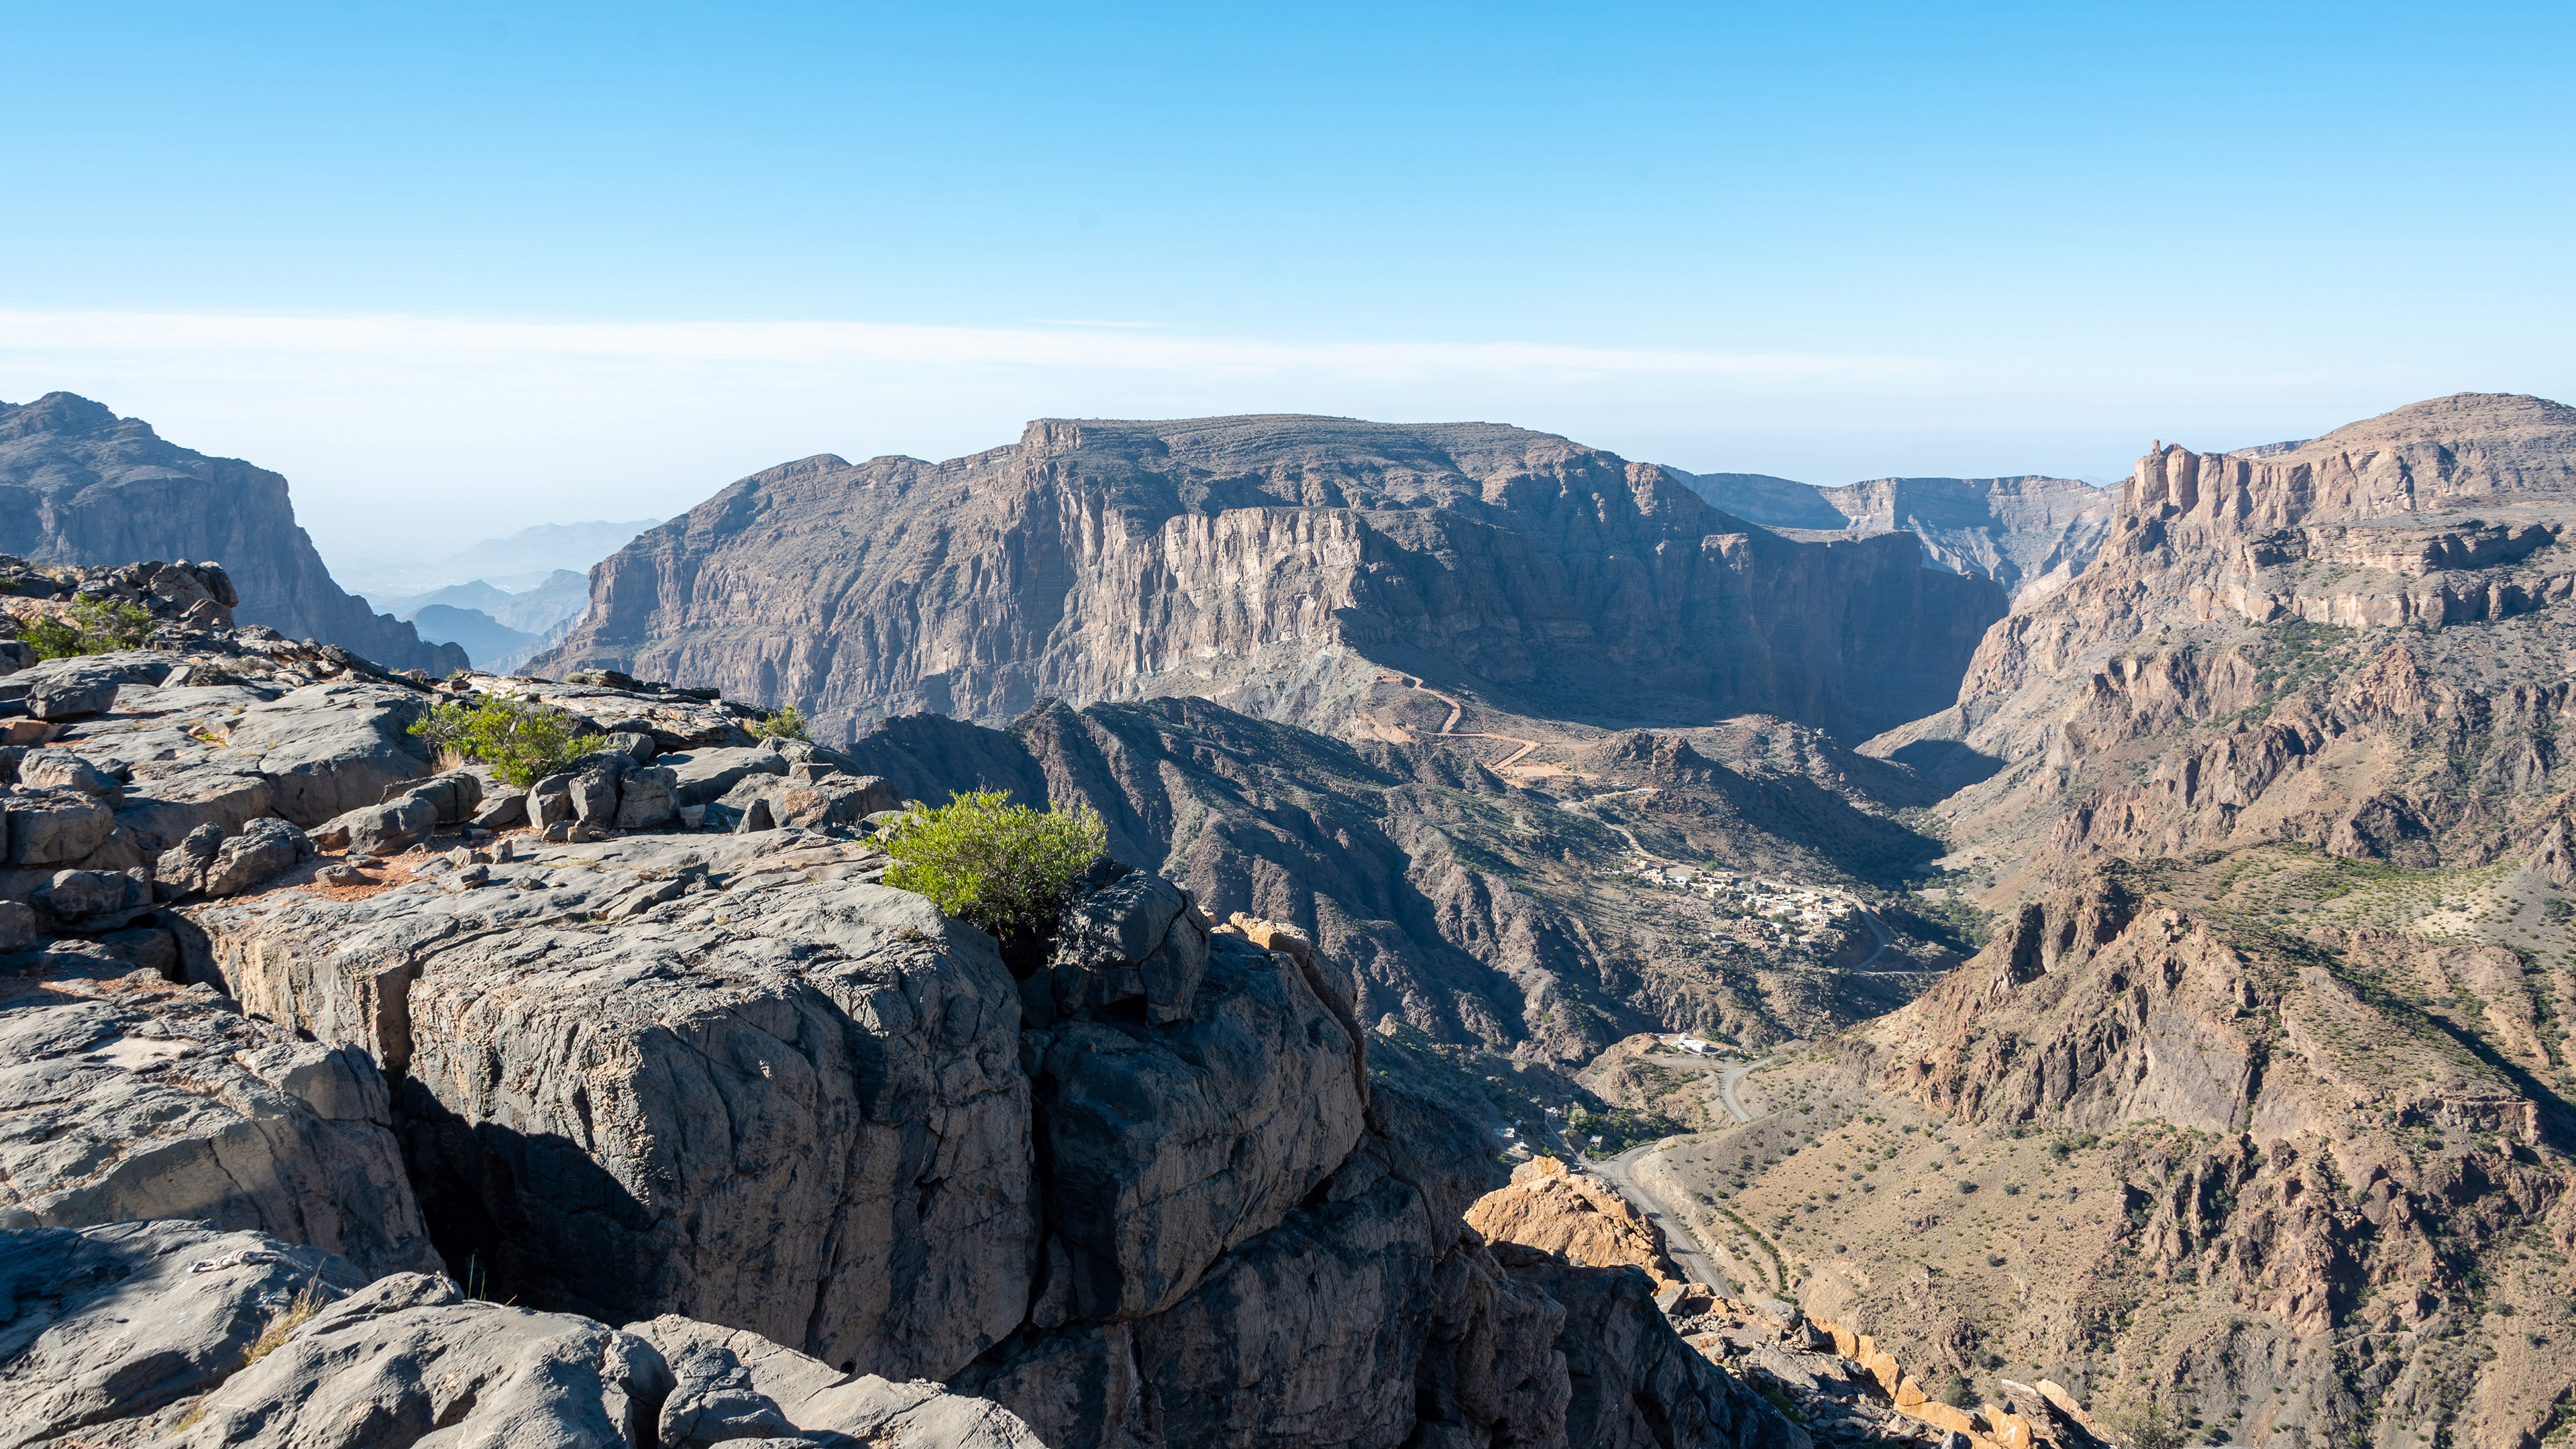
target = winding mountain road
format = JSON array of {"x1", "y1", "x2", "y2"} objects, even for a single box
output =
[
  {"x1": 1375, "y1": 673, "x2": 1546, "y2": 769},
  {"x1": 1597, "y1": 1142, "x2": 1730, "y2": 1292},
  {"x1": 1715, "y1": 1054, "x2": 1774, "y2": 1125}
]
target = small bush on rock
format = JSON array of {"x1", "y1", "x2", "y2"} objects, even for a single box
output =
[
  {"x1": 410, "y1": 696, "x2": 604, "y2": 787},
  {"x1": 20, "y1": 598, "x2": 155, "y2": 659},
  {"x1": 880, "y1": 790, "x2": 1106, "y2": 948},
  {"x1": 749, "y1": 704, "x2": 810, "y2": 742}
]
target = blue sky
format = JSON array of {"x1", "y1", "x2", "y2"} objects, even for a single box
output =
[{"x1": 3, "y1": 1, "x2": 2571, "y2": 561}]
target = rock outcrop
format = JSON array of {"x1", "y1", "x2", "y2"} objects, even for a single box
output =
[
  {"x1": 1468, "y1": 1156, "x2": 1682, "y2": 1287},
  {"x1": 1884, "y1": 393, "x2": 2576, "y2": 885},
  {"x1": 0, "y1": 1221, "x2": 1042, "y2": 1448},
  {"x1": 0, "y1": 392, "x2": 466, "y2": 674},
  {"x1": 0, "y1": 957, "x2": 437, "y2": 1280},
  {"x1": 533, "y1": 415, "x2": 2004, "y2": 745}
]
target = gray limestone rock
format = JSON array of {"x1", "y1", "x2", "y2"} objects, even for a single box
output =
[
  {"x1": 312, "y1": 790, "x2": 437, "y2": 856},
  {"x1": 0, "y1": 976, "x2": 437, "y2": 1279},
  {"x1": 381, "y1": 767, "x2": 484, "y2": 825},
  {"x1": 570, "y1": 764, "x2": 621, "y2": 830},
  {"x1": 220, "y1": 682, "x2": 431, "y2": 825},
  {"x1": 173, "y1": 1272, "x2": 672, "y2": 1449},
  {"x1": 4, "y1": 787, "x2": 115, "y2": 867},
  {"x1": 960, "y1": 1083, "x2": 1546, "y2": 1449},
  {"x1": 198, "y1": 816, "x2": 315, "y2": 897},
  {"x1": 1027, "y1": 931, "x2": 1366, "y2": 1324},
  {"x1": 472, "y1": 788, "x2": 529, "y2": 828},
  {"x1": 26, "y1": 678, "x2": 119, "y2": 720},
  {"x1": 635, "y1": 1315, "x2": 1044, "y2": 1448},
  {"x1": 660, "y1": 745, "x2": 789, "y2": 807},
  {"x1": 114, "y1": 770, "x2": 276, "y2": 857},
  {"x1": 15, "y1": 748, "x2": 123, "y2": 800},
  {"x1": 614, "y1": 764, "x2": 678, "y2": 828},
  {"x1": 1503, "y1": 1256, "x2": 1811, "y2": 1449},
  {"x1": 0, "y1": 1220, "x2": 370, "y2": 1448},
  {"x1": 603, "y1": 729, "x2": 657, "y2": 761},
  {"x1": 0, "y1": 901, "x2": 30, "y2": 950},
  {"x1": 1044, "y1": 865, "x2": 1210, "y2": 1026},
  {"x1": 32, "y1": 869, "x2": 136, "y2": 920},
  {"x1": 155, "y1": 821, "x2": 225, "y2": 896},
  {"x1": 187, "y1": 845, "x2": 1032, "y2": 1382}
]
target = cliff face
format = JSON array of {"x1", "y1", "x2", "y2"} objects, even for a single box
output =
[
  {"x1": 1883, "y1": 393, "x2": 2576, "y2": 883},
  {"x1": 534, "y1": 416, "x2": 2004, "y2": 745},
  {"x1": 1680, "y1": 470, "x2": 2114, "y2": 602},
  {"x1": 0, "y1": 392, "x2": 466, "y2": 675}
]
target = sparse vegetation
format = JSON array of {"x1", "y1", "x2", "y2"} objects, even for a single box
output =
[
  {"x1": 879, "y1": 790, "x2": 1107, "y2": 952},
  {"x1": 749, "y1": 704, "x2": 811, "y2": 742},
  {"x1": 409, "y1": 695, "x2": 605, "y2": 787},
  {"x1": 18, "y1": 596, "x2": 154, "y2": 659}
]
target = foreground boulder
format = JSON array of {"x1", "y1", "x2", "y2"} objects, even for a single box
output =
[
  {"x1": 189, "y1": 833, "x2": 1036, "y2": 1381},
  {"x1": 0, "y1": 1221, "x2": 1043, "y2": 1449},
  {"x1": 0, "y1": 1220, "x2": 370, "y2": 1445},
  {"x1": 0, "y1": 957, "x2": 437, "y2": 1279}
]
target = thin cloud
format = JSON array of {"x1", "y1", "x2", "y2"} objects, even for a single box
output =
[{"x1": 0, "y1": 310, "x2": 1937, "y2": 386}]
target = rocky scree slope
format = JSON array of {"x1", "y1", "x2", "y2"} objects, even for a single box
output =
[
  {"x1": 1878, "y1": 392, "x2": 2576, "y2": 887},
  {"x1": 1785, "y1": 853, "x2": 2573, "y2": 1449},
  {"x1": 0, "y1": 392, "x2": 466, "y2": 675},
  {"x1": 1680, "y1": 472, "x2": 2114, "y2": 604},
  {"x1": 0, "y1": 608, "x2": 1807, "y2": 1448},
  {"x1": 534, "y1": 414, "x2": 2004, "y2": 745}
]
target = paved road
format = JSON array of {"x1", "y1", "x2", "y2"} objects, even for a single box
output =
[
  {"x1": 1715, "y1": 1055, "x2": 1774, "y2": 1125},
  {"x1": 1595, "y1": 1142, "x2": 1731, "y2": 1293},
  {"x1": 1851, "y1": 907, "x2": 1896, "y2": 969}
]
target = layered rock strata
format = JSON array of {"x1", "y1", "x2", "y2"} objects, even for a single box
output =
[
  {"x1": 1680, "y1": 472, "x2": 2114, "y2": 603},
  {"x1": 1880, "y1": 393, "x2": 2576, "y2": 883},
  {"x1": 534, "y1": 415, "x2": 2004, "y2": 744}
]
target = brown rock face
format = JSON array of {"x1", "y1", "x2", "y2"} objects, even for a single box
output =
[
  {"x1": 0, "y1": 392, "x2": 466, "y2": 675},
  {"x1": 1466, "y1": 1157, "x2": 1682, "y2": 1287},
  {"x1": 533, "y1": 415, "x2": 2003, "y2": 745},
  {"x1": 1821, "y1": 853, "x2": 2575, "y2": 1444},
  {"x1": 1885, "y1": 392, "x2": 2576, "y2": 880}
]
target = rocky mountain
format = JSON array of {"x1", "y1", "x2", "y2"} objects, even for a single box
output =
[
  {"x1": 407, "y1": 602, "x2": 545, "y2": 669},
  {"x1": 1878, "y1": 392, "x2": 2576, "y2": 894},
  {"x1": 364, "y1": 568, "x2": 592, "y2": 673},
  {"x1": 1654, "y1": 848, "x2": 2573, "y2": 1449},
  {"x1": 534, "y1": 415, "x2": 2005, "y2": 747},
  {"x1": 1679, "y1": 470, "x2": 2114, "y2": 603},
  {"x1": 0, "y1": 392, "x2": 468, "y2": 675},
  {"x1": 0, "y1": 609, "x2": 1809, "y2": 1448},
  {"x1": 831, "y1": 691, "x2": 1974, "y2": 1067}
]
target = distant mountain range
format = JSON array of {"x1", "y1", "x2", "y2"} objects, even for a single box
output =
[
  {"x1": 332, "y1": 518, "x2": 662, "y2": 599},
  {"x1": 1674, "y1": 469, "x2": 2114, "y2": 602},
  {"x1": 360, "y1": 570, "x2": 592, "y2": 672}
]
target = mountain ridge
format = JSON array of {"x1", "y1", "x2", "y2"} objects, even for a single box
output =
[{"x1": 0, "y1": 391, "x2": 466, "y2": 674}]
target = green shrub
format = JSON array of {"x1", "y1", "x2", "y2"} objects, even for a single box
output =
[
  {"x1": 410, "y1": 695, "x2": 604, "y2": 787},
  {"x1": 1934, "y1": 1372, "x2": 1974, "y2": 1409},
  {"x1": 880, "y1": 790, "x2": 1106, "y2": 949},
  {"x1": 749, "y1": 704, "x2": 810, "y2": 743},
  {"x1": 19, "y1": 598, "x2": 155, "y2": 659}
]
